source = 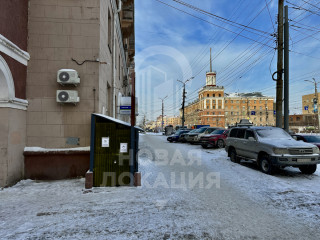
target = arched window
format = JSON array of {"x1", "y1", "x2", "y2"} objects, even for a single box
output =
[{"x1": 0, "y1": 55, "x2": 15, "y2": 100}]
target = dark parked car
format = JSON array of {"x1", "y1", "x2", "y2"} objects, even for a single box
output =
[
  {"x1": 167, "y1": 129, "x2": 191, "y2": 142},
  {"x1": 200, "y1": 129, "x2": 229, "y2": 149},
  {"x1": 293, "y1": 134, "x2": 320, "y2": 149}
]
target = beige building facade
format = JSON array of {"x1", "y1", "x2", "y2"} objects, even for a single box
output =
[
  {"x1": 27, "y1": 0, "x2": 134, "y2": 148},
  {"x1": 302, "y1": 93, "x2": 320, "y2": 115}
]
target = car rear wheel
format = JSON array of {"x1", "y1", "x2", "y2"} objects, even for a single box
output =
[
  {"x1": 217, "y1": 139, "x2": 224, "y2": 148},
  {"x1": 229, "y1": 149, "x2": 239, "y2": 163},
  {"x1": 259, "y1": 155, "x2": 274, "y2": 175},
  {"x1": 299, "y1": 165, "x2": 317, "y2": 174},
  {"x1": 201, "y1": 144, "x2": 208, "y2": 149}
]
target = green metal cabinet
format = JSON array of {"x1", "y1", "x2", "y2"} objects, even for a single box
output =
[{"x1": 90, "y1": 114, "x2": 141, "y2": 187}]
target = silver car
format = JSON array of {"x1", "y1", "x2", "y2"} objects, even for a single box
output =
[
  {"x1": 185, "y1": 127, "x2": 216, "y2": 144},
  {"x1": 225, "y1": 126, "x2": 320, "y2": 174}
]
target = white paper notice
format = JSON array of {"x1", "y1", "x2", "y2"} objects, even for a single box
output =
[
  {"x1": 102, "y1": 137, "x2": 110, "y2": 147},
  {"x1": 120, "y1": 143, "x2": 128, "y2": 153}
]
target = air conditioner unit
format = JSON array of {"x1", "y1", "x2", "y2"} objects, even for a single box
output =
[
  {"x1": 57, "y1": 69, "x2": 80, "y2": 86},
  {"x1": 56, "y1": 90, "x2": 80, "y2": 104}
]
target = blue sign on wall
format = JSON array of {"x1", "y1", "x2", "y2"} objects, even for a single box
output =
[
  {"x1": 304, "y1": 106, "x2": 308, "y2": 111},
  {"x1": 251, "y1": 111, "x2": 256, "y2": 115},
  {"x1": 120, "y1": 106, "x2": 131, "y2": 110},
  {"x1": 273, "y1": 110, "x2": 276, "y2": 115}
]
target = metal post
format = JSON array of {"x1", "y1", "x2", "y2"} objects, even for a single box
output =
[
  {"x1": 178, "y1": 77, "x2": 194, "y2": 128},
  {"x1": 315, "y1": 81, "x2": 320, "y2": 132},
  {"x1": 130, "y1": 72, "x2": 135, "y2": 186},
  {"x1": 276, "y1": 0, "x2": 284, "y2": 128},
  {"x1": 284, "y1": 5, "x2": 289, "y2": 132},
  {"x1": 162, "y1": 101, "x2": 164, "y2": 132},
  {"x1": 182, "y1": 85, "x2": 186, "y2": 128},
  {"x1": 159, "y1": 95, "x2": 168, "y2": 132}
]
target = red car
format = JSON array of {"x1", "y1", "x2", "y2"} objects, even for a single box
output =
[{"x1": 200, "y1": 129, "x2": 229, "y2": 149}]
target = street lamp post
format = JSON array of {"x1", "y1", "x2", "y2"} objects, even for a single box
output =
[
  {"x1": 305, "y1": 78, "x2": 320, "y2": 132},
  {"x1": 177, "y1": 77, "x2": 194, "y2": 128},
  {"x1": 159, "y1": 95, "x2": 168, "y2": 132}
]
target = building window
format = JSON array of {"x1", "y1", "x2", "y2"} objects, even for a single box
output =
[
  {"x1": 254, "y1": 106, "x2": 256, "y2": 109},
  {"x1": 243, "y1": 100, "x2": 245, "y2": 103},
  {"x1": 207, "y1": 112, "x2": 209, "y2": 114},
  {"x1": 297, "y1": 117, "x2": 300, "y2": 121},
  {"x1": 213, "y1": 94, "x2": 215, "y2": 97},
  {"x1": 218, "y1": 112, "x2": 221, "y2": 115},
  {"x1": 219, "y1": 94, "x2": 221, "y2": 97},
  {"x1": 213, "y1": 112, "x2": 215, "y2": 115},
  {"x1": 207, "y1": 94, "x2": 209, "y2": 97},
  {"x1": 231, "y1": 112, "x2": 234, "y2": 115},
  {"x1": 254, "y1": 100, "x2": 256, "y2": 104},
  {"x1": 225, "y1": 100, "x2": 228, "y2": 103},
  {"x1": 213, "y1": 105, "x2": 216, "y2": 109},
  {"x1": 231, "y1": 100, "x2": 233, "y2": 103},
  {"x1": 260, "y1": 112, "x2": 262, "y2": 115},
  {"x1": 212, "y1": 100, "x2": 216, "y2": 104}
]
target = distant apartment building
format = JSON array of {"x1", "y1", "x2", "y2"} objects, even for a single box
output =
[
  {"x1": 156, "y1": 115, "x2": 181, "y2": 127},
  {"x1": 302, "y1": 93, "x2": 320, "y2": 114},
  {"x1": 184, "y1": 70, "x2": 275, "y2": 128}
]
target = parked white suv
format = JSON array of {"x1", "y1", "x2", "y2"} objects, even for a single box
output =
[{"x1": 225, "y1": 126, "x2": 320, "y2": 174}]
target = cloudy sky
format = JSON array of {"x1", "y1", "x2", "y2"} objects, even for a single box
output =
[{"x1": 135, "y1": 0, "x2": 320, "y2": 121}]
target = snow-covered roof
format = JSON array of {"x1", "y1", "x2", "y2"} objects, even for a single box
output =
[
  {"x1": 225, "y1": 92, "x2": 272, "y2": 98},
  {"x1": 24, "y1": 146, "x2": 90, "y2": 153},
  {"x1": 93, "y1": 114, "x2": 144, "y2": 131}
]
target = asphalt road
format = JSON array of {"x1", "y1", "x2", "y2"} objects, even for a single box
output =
[{"x1": 138, "y1": 134, "x2": 320, "y2": 239}]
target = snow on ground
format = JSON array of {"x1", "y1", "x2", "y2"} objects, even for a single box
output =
[
  {"x1": 160, "y1": 135, "x2": 320, "y2": 224},
  {"x1": 1, "y1": 134, "x2": 320, "y2": 239}
]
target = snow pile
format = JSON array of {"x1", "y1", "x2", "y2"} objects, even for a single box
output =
[{"x1": 24, "y1": 146, "x2": 90, "y2": 152}]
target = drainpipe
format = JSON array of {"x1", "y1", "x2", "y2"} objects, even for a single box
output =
[
  {"x1": 113, "y1": 8, "x2": 117, "y2": 118},
  {"x1": 117, "y1": 0, "x2": 122, "y2": 13}
]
